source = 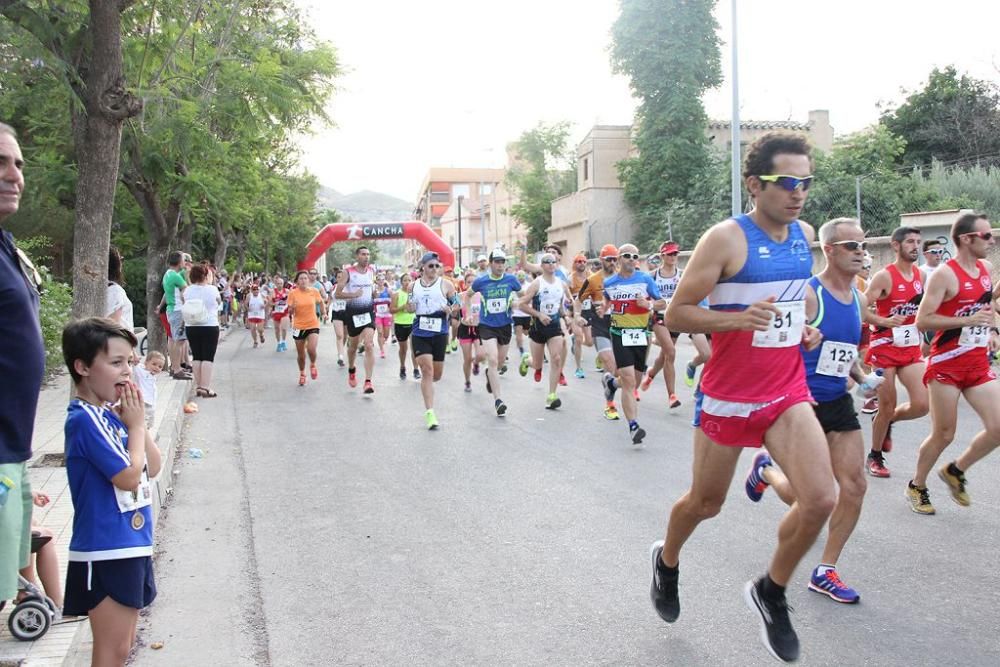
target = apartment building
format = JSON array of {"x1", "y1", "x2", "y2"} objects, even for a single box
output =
[{"x1": 548, "y1": 110, "x2": 834, "y2": 255}]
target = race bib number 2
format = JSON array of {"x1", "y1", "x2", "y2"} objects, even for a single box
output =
[
  {"x1": 892, "y1": 324, "x2": 919, "y2": 348},
  {"x1": 752, "y1": 301, "x2": 805, "y2": 349}
]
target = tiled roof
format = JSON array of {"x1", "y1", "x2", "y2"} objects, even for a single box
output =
[{"x1": 708, "y1": 119, "x2": 811, "y2": 131}]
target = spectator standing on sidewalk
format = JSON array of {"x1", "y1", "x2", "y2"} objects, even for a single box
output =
[
  {"x1": 158, "y1": 251, "x2": 192, "y2": 380},
  {"x1": 105, "y1": 246, "x2": 134, "y2": 332},
  {"x1": 182, "y1": 262, "x2": 222, "y2": 398},
  {"x1": 0, "y1": 122, "x2": 46, "y2": 608}
]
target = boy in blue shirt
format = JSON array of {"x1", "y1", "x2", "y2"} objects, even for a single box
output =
[{"x1": 62, "y1": 318, "x2": 162, "y2": 666}]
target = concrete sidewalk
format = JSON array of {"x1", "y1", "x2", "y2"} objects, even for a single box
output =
[{"x1": 0, "y1": 333, "x2": 224, "y2": 666}]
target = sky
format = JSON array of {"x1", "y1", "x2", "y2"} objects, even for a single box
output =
[{"x1": 297, "y1": 0, "x2": 1000, "y2": 204}]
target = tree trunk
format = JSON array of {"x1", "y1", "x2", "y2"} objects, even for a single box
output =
[
  {"x1": 234, "y1": 229, "x2": 247, "y2": 274},
  {"x1": 213, "y1": 217, "x2": 228, "y2": 268},
  {"x1": 178, "y1": 211, "x2": 195, "y2": 254},
  {"x1": 69, "y1": 1, "x2": 142, "y2": 317}
]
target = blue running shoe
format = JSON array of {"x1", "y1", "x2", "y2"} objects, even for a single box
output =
[
  {"x1": 807, "y1": 566, "x2": 860, "y2": 604},
  {"x1": 744, "y1": 451, "x2": 773, "y2": 502},
  {"x1": 574, "y1": 368, "x2": 585, "y2": 379}
]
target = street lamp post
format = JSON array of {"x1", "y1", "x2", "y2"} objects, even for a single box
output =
[
  {"x1": 730, "y1": 0, "x2": 742, "y2": 217},
  {"x1": 457, "y1": 195, "x2": 464, "y2": 268}
]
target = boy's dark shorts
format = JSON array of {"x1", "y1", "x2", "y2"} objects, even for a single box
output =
[{"x1": 63, "y1": 556, "x2": 156, "y2": 616}]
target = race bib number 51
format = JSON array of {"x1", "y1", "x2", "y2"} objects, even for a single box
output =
[{"x1": 752, "y1": 301, "x2": 805, "y2": 348}]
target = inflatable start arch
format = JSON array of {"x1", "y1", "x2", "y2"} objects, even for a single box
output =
[{"x1": 298, "y1": 221, "x2": 455, "y2": 270}]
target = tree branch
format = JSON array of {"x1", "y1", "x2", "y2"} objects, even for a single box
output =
[{"x1": 0, "y1": 0, "x2": 68, "y2": 62}]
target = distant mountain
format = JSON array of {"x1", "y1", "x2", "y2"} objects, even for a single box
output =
[{"x1": 317, "y1": 186, "x2": 412, "y2": 222}]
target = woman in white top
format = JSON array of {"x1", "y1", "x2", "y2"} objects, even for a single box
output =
[
  {"x1": 105, "y1": 247, "x2": 134, "y2": 332},
  {"x1": 181, "y1": 262, "x2": 222, "y2": 397}
]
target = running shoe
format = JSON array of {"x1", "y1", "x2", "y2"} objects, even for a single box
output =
[
  {"x1": 499, "y1": 364, "x2": 508, "y2": 375},
  {"x1": 519, "y1": 352, "x2": 530, "y2": 377},
  {"x1": 380, "y1": 350, "x2": 385, "y2": 359},
  {"x1": 574, "y1": 368, "x2": 585, "y2": 379},
  {"x1": 595, "y1": 356, "x2": 604, "y2": 371},
  {"x1": 860, "y1": 397, "x2": 878, "y2": 414},
  {"x1": 546, "y1": 393, "x2": 562, "y2": 410},
  {"x1": 337, "y1": 357, "x2": 345, "y2": 368},
  {"x1": 413, "y1": 367, "x2": 421, "y2": 380},
  {"x1": 684, "y1": 362, "x2": 696, "y2": 388},
  {"x1": 348, "y1": 371, "x2": 357, "y2": 388},
  {"x1": 559, "y1": 373, "x2": 567, "y2": 387},
  {"x1": 363, "y1": 379, "x2": 374, "y2": 394},
  {"x1": 261, "y1": 335, "x2": 265, "y2": 343},
  {"x1": 669, "y1": 393, "x2": 681, "y2": 409},
  {"x1": 630, "y1": 423, "x2": 646, "y2": 446},
  {"x1": 744, "y1": 451, "x2": 773, "y2": 502},
  {"x1": 866, "y1": 451, "x2": 890, "y2": 478},
  {"x1": 938, "y1": 463, "x2": 970, "y2": 506},
  {"x1": 640, "y1": 372, "x2": 654, "y2": 391},
  {"x1": 400, "y1": 367, "x2": 407, "y2": 380},
  {"x1": 495, "y1": 399, "x2": 507, "y2": 417},
  {"x1": 464, "y1": 381, "x2": 472, "y2": 393},
  {"x1": 601, "y1": 373, "x2": 617, "y2": 401},
  {"x1": 808, "y1": 566, "x2": 860, "y2": 604},
  {"x1": 603, "y1": 404, "x2": 620, "y2": 421},
  {"x1": 905, "y1": 482, "x2": 935, "y2": 515},
  {"x1": 425, "y1": 409, "x2": 439, "y2": 430},
  {"x1": 298, "y1": 372, "x2": 306, "y2": 387},
  {"x1": 473, "y1": 362, "x2": 480, "y2": 376},
  {"x1": 648, "y1": 540, "x2": 679, "y2": 623},
  {"x1": 533, "y1": 369, "x2": 542, "y2": 383},
  {"x1": 253, "y1": 342, "x2": 258, "y2": 348},
  {"x1": 276, "y1": 342, "x2": 282, "y2": 352},
  {"x1": 449, "y1": 339, "x2": 458, "y2": 352},
  {"x1": 310, "y1": 365, "x2": 318, "y2": 380},
  {"x1": 744, "y1": 577, "x2": 800, "y2": 663}
]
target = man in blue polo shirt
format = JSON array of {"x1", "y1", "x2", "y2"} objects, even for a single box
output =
[
  {"x1": 0, "y1": 122, "x2": 46, "y2": 605},
  {"x1": 469, "y1": 249, "x2": 522, "y2": 417}
]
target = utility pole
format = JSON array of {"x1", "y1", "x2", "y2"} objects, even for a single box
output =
[
  {"x1": 457, "y1": 195, "x2": 464, "y2": 268},
  {"x1": 730, "y1": 0, "x2": 742, "y2": 217},
  {"x1": 479, "y1": 182, "x2": 487, "y2": 253}
]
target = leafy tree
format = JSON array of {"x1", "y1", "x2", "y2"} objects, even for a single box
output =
[
  {"x1": 504, "y1": 121, "x2": 576, "y2": 248},
  {"x1": 1, "y1": 0, "x2": 144, "y2": 317},
  {"x1": 610, "y1": 0, "x2": 722, "y2": 251},
  {"x1": 881, "y1": 66, "x2": 1000, "y2": 167}
]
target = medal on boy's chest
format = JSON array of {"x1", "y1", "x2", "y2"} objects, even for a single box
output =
[{"x1": 131, "y1": 511, "x2": 145, "y2": 530}]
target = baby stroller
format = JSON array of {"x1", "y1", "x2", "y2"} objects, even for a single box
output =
[{"x1": 2, "y1": 532, "x2": 60, "y2": 641}]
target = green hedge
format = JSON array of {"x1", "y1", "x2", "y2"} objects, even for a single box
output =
[{"x1": 38, "y1": 272, "x2": 72, "y2": 379}]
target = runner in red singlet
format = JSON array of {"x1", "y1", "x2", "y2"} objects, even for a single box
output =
[
  {"x1": 905, "y1": 212, "x2": 1000, "y2": 514},
  {"x1": 863, "y1": 227, "x2": 929, "y2": 477}
]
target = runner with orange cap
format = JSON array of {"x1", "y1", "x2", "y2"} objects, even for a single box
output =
[
  {"x1": 575, "y1": 244, "x2": 624, "y2": 420},
  {"x1": 641, "y1": 240, "x2": 683, "y2": 408}
]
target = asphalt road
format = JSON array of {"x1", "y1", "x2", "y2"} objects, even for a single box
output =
[{"x1": 134, "y1": 324, "x2": 1000, "y2": 666}]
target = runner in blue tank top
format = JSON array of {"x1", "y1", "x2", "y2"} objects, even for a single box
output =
[{"x1": 742, "y1": 218, "x2": 884, "y2": 607}]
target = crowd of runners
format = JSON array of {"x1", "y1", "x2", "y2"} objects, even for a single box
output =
[{"x1": 217, "y1": 132, "x2": 1000, "y2": 663}]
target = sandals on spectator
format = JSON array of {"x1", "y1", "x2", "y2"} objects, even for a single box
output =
[
  {"x1": 196, "y1": 387, "x2": 218, "y2": 398},
  {"x1": 171, "y1": 370, "x2": 193, "y2": 380}
]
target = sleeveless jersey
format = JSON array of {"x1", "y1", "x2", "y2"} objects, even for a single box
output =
[
  {"x1": 532, "y1": 276, "x2": 565, "y2": 324},
  {"x1": 411, "y1": 277, "x2": 450, "y2": 337},
  {"x1": 602, "y1": 271, "x2": 660, "y2": 331},
  {"x1": 374, "y1": 287, "x2": 392, "y2": 319},
  {"x1": 802, "y1": 276, "x2": 863, "y2": 402},
  {"x1": 271, "y1": 288, "x2": 289, "y2": 315},
  {"x1": 700, "y1": 214, "x2": 813, "y2": 403},
  {"x1": 929, "y1": 259, "x2": 993, "y2": 367},
  {"x1": 869, "y1": 264, "x2": 923, "y2": 349},
  {"x1": 652, "y1": 267, "x2": 682, "y2": 303},
  {"x1": 393, "y1": 290, "x2": 415, "y2": 325},
  {"x1": 345, "y1": 265, "x2": 375, "y2": 309},
  {"x1": 247, "y1": 294, "x2": 266, "y2": 319}
]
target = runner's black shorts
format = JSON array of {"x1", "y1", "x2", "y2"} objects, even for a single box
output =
[
  {"x1": 394, "y1": 322, "x2": 413, "y2": 342},
  {"x1": 63, "y1": 556, "x2": 156, "y2": 616},
  {"x1": 611, "y1": 331, "x2": 649, "y2": 371},
  {"x1": 513, "y1": 316, "x2": 532, "y2": 329},
  {"x1": 529, "y1": 320, "x2": 564, "y2": 344},
  {"x1": 651, "y1": 312, "x2": 681, "y2": 340},
  {"x1": 292, "y1": 327, "x2": 320, "y2": 341},
  {"x1": 478, "y1": 323, "x2": 512, "y2": 347},
  {"x1": 330, "y1": 309, "x2": 348, "y2": 323},
  {"x1": 812, "y1": 393, "x2": 861, "y2": 433},
  {"x1": 587, "y1": 312, "x2": 611, "y2": 339},
  {"x1": 345, "y1": 307, "x2": 376, "y2": 338},
  {"x1": 412, "y1": 333, "x2": 449, "y2": 362},
  {"x1": 457, "y1": 323, "x2": 479, "y2": 341}
]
